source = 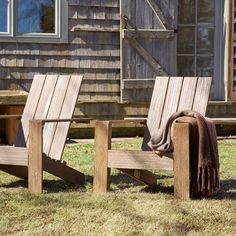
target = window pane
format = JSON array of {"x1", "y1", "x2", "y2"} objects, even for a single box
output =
[
  {"x1": 17, "y1": 0, "x2": 55, "y2": 34},
  {"x1": 198, "y1": 0, "x2": 215, "y2": 23},
  {"x1": 197, "y1": 27, "x2": 214, "y2": 54},
  {"x1": 178, "y1": 56, "x2": 195, "y2": 76},
  {"x1": 0, "y1": 0, "x2": 8, "y2": 32},
  {"x1": 178, "y1": 27, "x2": 195, "y2": 54},
  {"x1": 178, "y1": 0, "x2": 195, "y2": 24},
  {"x1": 196, "y1": 57, "x2": 214, "y2": 77}
]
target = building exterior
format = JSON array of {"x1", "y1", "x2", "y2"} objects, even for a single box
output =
[{"x1": 0, "y1": 0, "x2": 235, "y2": 137}]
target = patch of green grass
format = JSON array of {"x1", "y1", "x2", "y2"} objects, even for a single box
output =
[{"x1": 0, "y1": 139, "x2": 235, "y2": 235}]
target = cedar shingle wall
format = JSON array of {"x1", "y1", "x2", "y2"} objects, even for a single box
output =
[{"x1": 0, "y1": 0, "x2": 120, "y2": 102}]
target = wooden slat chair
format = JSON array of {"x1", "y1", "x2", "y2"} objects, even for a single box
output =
[
  {"x1": 0, "y1": 74, "x2": 85, "y2": 193},
  {"x1": 93, "y1": 76, "x2": 212, "y2": 200}
]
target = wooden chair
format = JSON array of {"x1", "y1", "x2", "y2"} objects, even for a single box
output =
[
  {"x1": 93, "y1": 76, "x2": 212, "y2": 200},
  {"x1": 0, "y1": 74, "x2": 85, "y2": 193}
]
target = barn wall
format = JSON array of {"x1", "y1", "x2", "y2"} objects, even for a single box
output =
[{"x1": 0, "y1": 0, "x2": 121, "y2": 103}]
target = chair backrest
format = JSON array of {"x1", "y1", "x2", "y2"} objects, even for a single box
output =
[
  {"x1": 142, "y1": 76, "x2": 212, "y2": 150},
  {"x1": 14, "y1": 74, "x2": 83, "y2": 161}
]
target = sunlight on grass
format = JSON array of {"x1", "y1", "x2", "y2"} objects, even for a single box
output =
[{"x1": 0, "y1": 139, "x2": 235, "y2": 235}]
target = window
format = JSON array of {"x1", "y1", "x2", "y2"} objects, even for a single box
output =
[
  {"x1": 177, "y1": 0, "x2": 224, "y2": 100},
  {"x1": 0, "y1": 0, "x2": 68, "y2": 43},
  {"x1": 177, "y1": 0, "x2": 215, "y2": 76}
]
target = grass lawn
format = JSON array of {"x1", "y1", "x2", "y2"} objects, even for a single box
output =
[{"x1": 0, "y1": 138, "x2": 235, "y2": 235}]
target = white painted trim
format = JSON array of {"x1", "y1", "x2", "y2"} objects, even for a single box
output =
[{"x1": 0, "y1": 0, "x2": 68, "y2": 43}]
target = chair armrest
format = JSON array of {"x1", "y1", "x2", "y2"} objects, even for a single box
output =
[
  {"x1": 98, "y1": 119, "x2": 147, "y2": 125},
  {"x1": 0, "y1": 114, "x2": 22, "y2": 119},
  {"x1": 95, "y1": 119, "x2": 146, "y2": 150},
  {"x1": 32, "y1": 118, "x2": 92, "y2": 124}
]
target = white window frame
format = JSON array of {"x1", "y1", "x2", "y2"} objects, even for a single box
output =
[
  {"x1": 177, "y1": 0, "x2": 224, "y2": 100},
  {"x1": 0, "y1": 0, "x2": 68, "y2": 43}
]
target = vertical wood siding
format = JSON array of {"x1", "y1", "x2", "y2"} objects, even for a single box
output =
[{"x1": 0, "y1": 0, "x2": 120, "y2": 102}]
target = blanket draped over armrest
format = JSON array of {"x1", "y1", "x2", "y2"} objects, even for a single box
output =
[{"x1": 148, "y1": 110, "x2": 220, "y2": 198}]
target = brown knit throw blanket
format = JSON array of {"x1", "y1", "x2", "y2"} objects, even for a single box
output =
[{"x1": 148, "y1": 110, "x2": 220, "y2": 198}]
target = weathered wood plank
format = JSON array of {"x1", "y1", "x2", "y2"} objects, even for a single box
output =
[
  {"x1": 108, "y1": 150, "x2": 173, "y2": 170},
  {"x1": 43, "y1": 156, "x2": 85, "y2": 184},
  {"x1": 173, "y1": 123, "x2": 190, "y2": 200},
  {"x1": 49, "y1": 75, "x2": 83, "y2": 161},
  {"x1": 145, "y1": 0, "x2": 171, "y2": 29},
  {"x1": 93, "y1": 121, "x2": 112, "y2": 193},
  {"x1": 68, "y1": 0, "x2": 119, "y2": 8},
  {"x1": 126, "y1": 37, "x2": 168, "y2": 76},
  {"x1": 0, "y1": 146, "x2": 28, "y2": 166},
  {"x1": 43, "y1": 75, "x2": 71, "y2": 156},
  {"x1": 160, "y1": 77, "x2": 184, "y2": 128},
  {"x1": 123, "y1": 29, "x2": 175, "y2": 39},
  {"x1": 119, "y1": 169, "x2": 157, "y2": 187},
  {"x1": 142, "y1": 76, "x2": 169, "y2": 150},
  {"x1": 192, "y1": 77, "x2": 212, "y2": 115},
  {"x1": 28, "y1": 120, "x2": 43, "y2": 194},
  {"x1": 178, "y1": 77, "x2": 198, "y2": 111},
  {"x1": 15, "y1": 74, "x2": 46, "y2": 147}
]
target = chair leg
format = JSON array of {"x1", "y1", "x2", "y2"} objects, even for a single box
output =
[
  {"x1": 28, "y1": 120, "x2": 43, "y2": 194},
  {"x1": 93, "y1": 121, "x2": 111, "y2": 193},
  {"x1": 173, "y1": 123, "x2": 190, "y2": 200}
]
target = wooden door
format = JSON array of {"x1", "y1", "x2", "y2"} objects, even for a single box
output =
[{"x1": 120, "y1": 0, "x2": 177, "y2": 103}]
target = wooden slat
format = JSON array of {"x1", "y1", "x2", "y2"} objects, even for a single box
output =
[
  {"x1": 125, "y1": 37, "x2": 168, "y2": 76},
  {"x1": 49, "y1": 75, "x2": 83, "y2": 160},
  {"x1": 160, "y1": 77, "x2": 184, "y2": 128},
  {"x1": 0, "y1": 146, "x2": 28, "y2": 166},
  {"x1": 178, "y1": 77, "x2": 198, "y2": 111},
  {"x1": 43, "y1": 156, "x2": 85, "y2": 184},
  {"x1": 34, "y1": 75, "x2": 59, "y2": 120},
  {"x1": 25, "y1": 74, "x2": 58, "y2": 147},
  {"x1": 123, "y1": 29, "x2": 175, "y2": 39},
  {"x1": 93, "y1": 121, "x2": 112, "y2": 193},
  {"x1": 142, "y1": 76, "x2": 169, "y2": 150},
  {"x1": 108, "y1": 150, "x2": 173, "y2": 170},
  {"x1": 0, "y1": 166, "x2": 28, "y2": 179},
  {"x1": 119, "y1": 169, "x2": 157, "y2": 187},
  {"x1": 15, "y1": 74, "x2": 46, "y2": 147},
  {"x1": 192, "y1": 77, "x2": 212, "y2": 115},
  {"x1": 28, "y1": 120, "x2": 43, "y2": 193},
  {"x1": 145, "y1": 0, "x2": 171, "y2": 29},
  {"x1": 173, "y1": 123, "x2": 190, "y2": 200},
  {"x1": 43, "y1": 75, "x2": 71, "y2": 156}
]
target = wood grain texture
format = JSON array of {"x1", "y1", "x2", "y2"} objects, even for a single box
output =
[
  {"x1": 108, "y1": 150, "x2": 173, "y2": 170},
  {"x1": 49, "y1": 75, "x2": 83, "y2": 161},
  {"x1": 118, "y1": 169, "x2": 157, "y2": 187},
  {"x1": 93, "y1": 121, "x2": 112, "y2": 193},
  {"x1": 28, "y1": 120, "x2": 43, "y2": 194},
  {"x1": 43, "y1": 156, "x2": 85, "y2": 184},
  {"x1": 0, "y1": 146, "x2": 28, "y2": 166},
  {"x1": 15, "y1": 74, "x2": 46, "y2": 147},
  {"x1": 173, "y1": 123, "x2": 190, "y2": 200},
  {"x1": 192, "y1": 77, "x2": 212, "y2": 114},
  {"x1": 43, "y1": 75, "x2": 71, "y2": 156}
]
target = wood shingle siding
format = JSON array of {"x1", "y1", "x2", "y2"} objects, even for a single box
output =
[{"x1": 0, "y1": 0, "x2": 120, "y2": 103}]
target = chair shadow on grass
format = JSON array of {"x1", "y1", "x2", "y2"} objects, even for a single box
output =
[
  {"x1": 1, "y1": 175, "x2": 235, "y2": 199},
  {"x1": 211, "y1": 179, "x2": 236, "y2": 200},
  {"x1": 0, "y1": 173, "x2": 173, "y2": 194},
  {"x1": 0, "y1": 179, "x2": 86, "y2": 193}
]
